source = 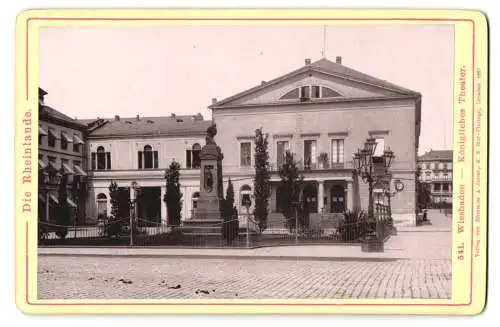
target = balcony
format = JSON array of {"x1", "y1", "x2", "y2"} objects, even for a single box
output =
[{"x1": 270, "y1": 160, "x2": 354, "y2": 172}]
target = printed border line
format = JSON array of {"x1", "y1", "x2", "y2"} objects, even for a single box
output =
[{"x1": 24, "y1": 16, "x2": 476, "y2": 308}]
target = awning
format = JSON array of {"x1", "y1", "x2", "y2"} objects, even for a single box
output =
[
  {"x1": 48, "y1": 161, "x2": 60, "y2": 171},
  {"x1": 62, "y1": 163, "x2": 75, "y2": 175},
  {"x1": 73, "y1": 165, "x2": 87, "y2": 176},
  {"x1": 49, "y1": 195, "x2": 59, "y2": 204},
  {"x1": 39, "y1": 126, "x2": 48, "y2": 136},
  {"x1": 61, "y1": 131, "x2": 73, "y2": 143},
  {"x1": 73, "y1": 134, "x2": 84, "y2": 145},
  {"x1": 48, "y1": 129, "x2": 60, "y2": 140},
  {"x1": 38, "y1": 159, "x2": 47, "y2": 169},
  {"x1": 67, "y1": 198, "x2": 77, "y2": 208}
]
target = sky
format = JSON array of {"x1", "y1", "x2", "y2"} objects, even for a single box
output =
[{"x1": 39, "y1": 24, "x2": 454, "y2": 155}]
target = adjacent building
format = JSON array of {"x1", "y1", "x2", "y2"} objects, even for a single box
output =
[
  {"x1": 417, "y1": 150, "x2": 453, "y2": 206},
  {"x1": 38, "y1": 88, "x2": 88, "y2": 224},
  {"x1": 81, "y1": 114, "x2": 211, "y2": 225}
]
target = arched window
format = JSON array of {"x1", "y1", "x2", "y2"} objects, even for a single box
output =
[
  {"x1": 186, "y1": 143, "x2": 202, "y2": 169},
  {"x1": 138, "y1": 145, "x2": 158, "y2": 169},
  {"x1": 91, "y1": 146, "x2": 111, "y2": 171},
  {"x1": 96, "y1": 193, "x2": 107, "y2": 219},
  {"x1": 279, "y1": 85, "x2": 342, "y2": 100},
  {"x1": 96, "y1": 146, "x2": 106, "y2": 170},
  {"x1": 240, "y1": 184, "x2": 252, "y2": 208},
  {"x1": 144, "y1": 145, "x2": 153, "y2": 168}
]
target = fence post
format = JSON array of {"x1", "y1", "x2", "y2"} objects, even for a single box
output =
[
  {"x1": 295, "y1": 205, "x2": 298, "y2": 245},
  {"x1": 246, "y1": 207, "x2": 250, "y2": 248},
  {"x1": 129, "y1": 203, "x2": 134, "y2": 246}
]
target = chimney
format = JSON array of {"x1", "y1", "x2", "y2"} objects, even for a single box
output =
[
  {"x1": 114, "y1": 115, "x2": 120, "y2": 121},
  {"x1": 305, "y1": 58, "x2": 311, "y2": 65},
  {"x1": 196, "y1": 113, "x2": 203, "y2": 120},
  {"x1": 261, "y1": 81, "x2": 266, "y2": 85},
  {"x1": 171, "y1": 113, "x2": 176, "y2": 118},
  {"x1": 136, "y1": 115, "x2": 140, "y2": 121},
  {"x1": 211, "y1": 98, "x2": 217, "y2": 105},
  {"x1": 336, "y1": 56, "x2": 342, "y2": 64}
]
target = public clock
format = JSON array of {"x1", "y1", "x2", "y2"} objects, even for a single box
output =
[{"x1": 394, "y1": 179, "x2": 405, "y2": 192}]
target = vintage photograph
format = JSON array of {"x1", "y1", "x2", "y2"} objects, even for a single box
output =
[{"x1": 36, "y1": 24, "x2": 453, "y2": 300}]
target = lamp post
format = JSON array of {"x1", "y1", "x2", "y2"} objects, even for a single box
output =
[
  {"x1": 241, "y1": 192, "x2": 252, "y2": 248},
  {"x1": 353, "y1": 138, "x2": 395, "y2": 252},
  {"x1": 130, "y1": 181, "x2": 141, "y2": 246}
]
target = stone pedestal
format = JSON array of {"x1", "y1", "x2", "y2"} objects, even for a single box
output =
[{"x1": 184, "y1": 143, "x2": 223, "y2": 227}]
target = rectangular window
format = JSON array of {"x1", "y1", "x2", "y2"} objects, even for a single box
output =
[
  {"x1": 434, "y1": 183, "x2": 441, "y2": 192},
  {"x1": 331, "y1": 139, "x2": 344, "y2": 164},
  {"x1": 138, "y1": 151, "x2": 143, "y2": 169},
  {"x1": 300, "y1": 86, "x2": 310, "y2": 99},
  {"x1": 91, "y1": 153, "x2": 96, "y2": 170},
  {"x1": 186, "y1": 150, "x2": 192, "y2": 168},
  {"x1": 60, "y1": 132, "x2": 71, "y2": 150},
  {"x1": 240, "y1": 142, "x2": 252, "y2": 167},
  {"x1": 426, "y1": 163, "x2": 431, "y2": 170},
  {"x1": 73, "y1": 143, "x2": 79, "y2": 153},
  {"x1": 48, "y1": 128, "x2": 56, "y2": 147},
  {"x1": 373, "y1": 138, "x2": 385, "y2": 157},
  {"x1": 39, "y1": 134, "x2": 43, "y2": 146},
  {"x1": 442, "y1": 184, "x2": 450, "y2": 191},
  {"x1": 154, "y1": 151, "x2": 158, "y2": 168},
  {"x1": 434, "y1": 163, "x2": 439, "y2": 170},
  {"x1": 276, "y1": 141, "x2": 289, "y2": 169},
  {"x1": 312, "y1": 86, "x2": 320, "y2": 98},
  {"x1": 303, "y1": 140, "x2": 317, "y2": 169}
]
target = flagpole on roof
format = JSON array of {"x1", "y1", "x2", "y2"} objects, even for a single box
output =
[{"x1": 322, "y1": 25, "x2": 327, "y2": 58}]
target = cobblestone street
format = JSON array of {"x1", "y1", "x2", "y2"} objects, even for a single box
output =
[{"x1": 38, "y1": 256, "x2": 451, "y2": 299}]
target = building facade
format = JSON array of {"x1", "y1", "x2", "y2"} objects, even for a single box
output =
[
  {"x1": 210, "y1": 57, "x2": 421, "y2": 226},
  {"x1": 417, "y1": 150, "x2": 453, "y2": 205},
  {"x1": 83, "y1": 114, "x2": 211, "y2": 225},
  {"x1": 64, "y1": 56, "x2": 422, "y2": 227},
  {"x1": 38, "y1": 88, "x2": 88, "y2": 224}
]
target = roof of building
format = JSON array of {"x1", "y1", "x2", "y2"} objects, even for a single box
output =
[
  {"x1": 210, "y1": 57, "x2": 420, "y2": 108},
  {"x1": 87, "y1": 114, "x2": 212, "y2": 138},
  {"x1": 40, "y1": 105, "x2": 87, "y2": 129},
  {"x1": 418, "y1": 150, "x2": 453, "y2": 161}
]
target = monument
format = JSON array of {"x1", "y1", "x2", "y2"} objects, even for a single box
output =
[{"x1": 186, "y1": 124, "x2": 224, "y2": 226}]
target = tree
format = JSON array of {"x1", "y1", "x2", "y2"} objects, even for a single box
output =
[
  {"x1": 278, "y1": 151, "x2": 304, "y2": 231},
  {"x1": 253, "y1": 127, "x2": 270, "y2": 231},
  {"x1": 55, "y1": 173, "x2": 70, "y2": 239},
  {"x1": 105, "y1": 180, "x2": 127, "y2": 238},
  {"x1": 222, "y1": 178, "x2": 239, "y2": 244},
  {"x1": 164, "y1": 160, "x2": 183, "y2": 226}
]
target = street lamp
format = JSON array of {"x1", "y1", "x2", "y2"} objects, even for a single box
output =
[
  {"x1": 353, "y1": 139, "x2": 395, "y2": 252},
  {"x1": 130, "y1": 181, "x2": 141, "y2": 246}
]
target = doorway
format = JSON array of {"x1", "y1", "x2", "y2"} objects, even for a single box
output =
[{"x1": 330, "y1": 185, "x2": 346, "y2": 213}]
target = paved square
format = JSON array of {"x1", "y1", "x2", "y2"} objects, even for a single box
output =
[{"x1": 37, "y1": 256, "x2": 451, "y2": 299}]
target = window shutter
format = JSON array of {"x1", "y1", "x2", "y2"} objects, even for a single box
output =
[
  {"x1": 154, "y1": 151, "x2": 158, "y2": 168},
  {"x1": 91, "y1": 153, "x2": 96, "y2": 170},
  {"x1": 186, "y1": 150, "x2": 192, "y2": 168},
  {"x1": 106, "y1": 152, "x2": 111, "y2": 170},
  {"x1": 138, "y1": 151, "x2": 143, "y2": 169}
]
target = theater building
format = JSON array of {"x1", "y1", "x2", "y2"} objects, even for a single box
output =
[{"x1": 210, "y1": 57, "x2": 422, "y2": 226}]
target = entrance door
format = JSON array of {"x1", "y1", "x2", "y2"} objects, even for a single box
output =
[
  {"x1": 303, "y1": 184, "x2": 318, "y2": 213},
  {"x1": 330, "y1": 185, "x2": 346, "y2": 213}
]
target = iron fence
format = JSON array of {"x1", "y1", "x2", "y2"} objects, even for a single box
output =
[{"x1": 38, "y1": 208, "x2": 394, "y2": 248}]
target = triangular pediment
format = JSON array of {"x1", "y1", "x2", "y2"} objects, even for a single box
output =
[{"x1": 210, "y1": 58, "x2": 419, "y2": 108}]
